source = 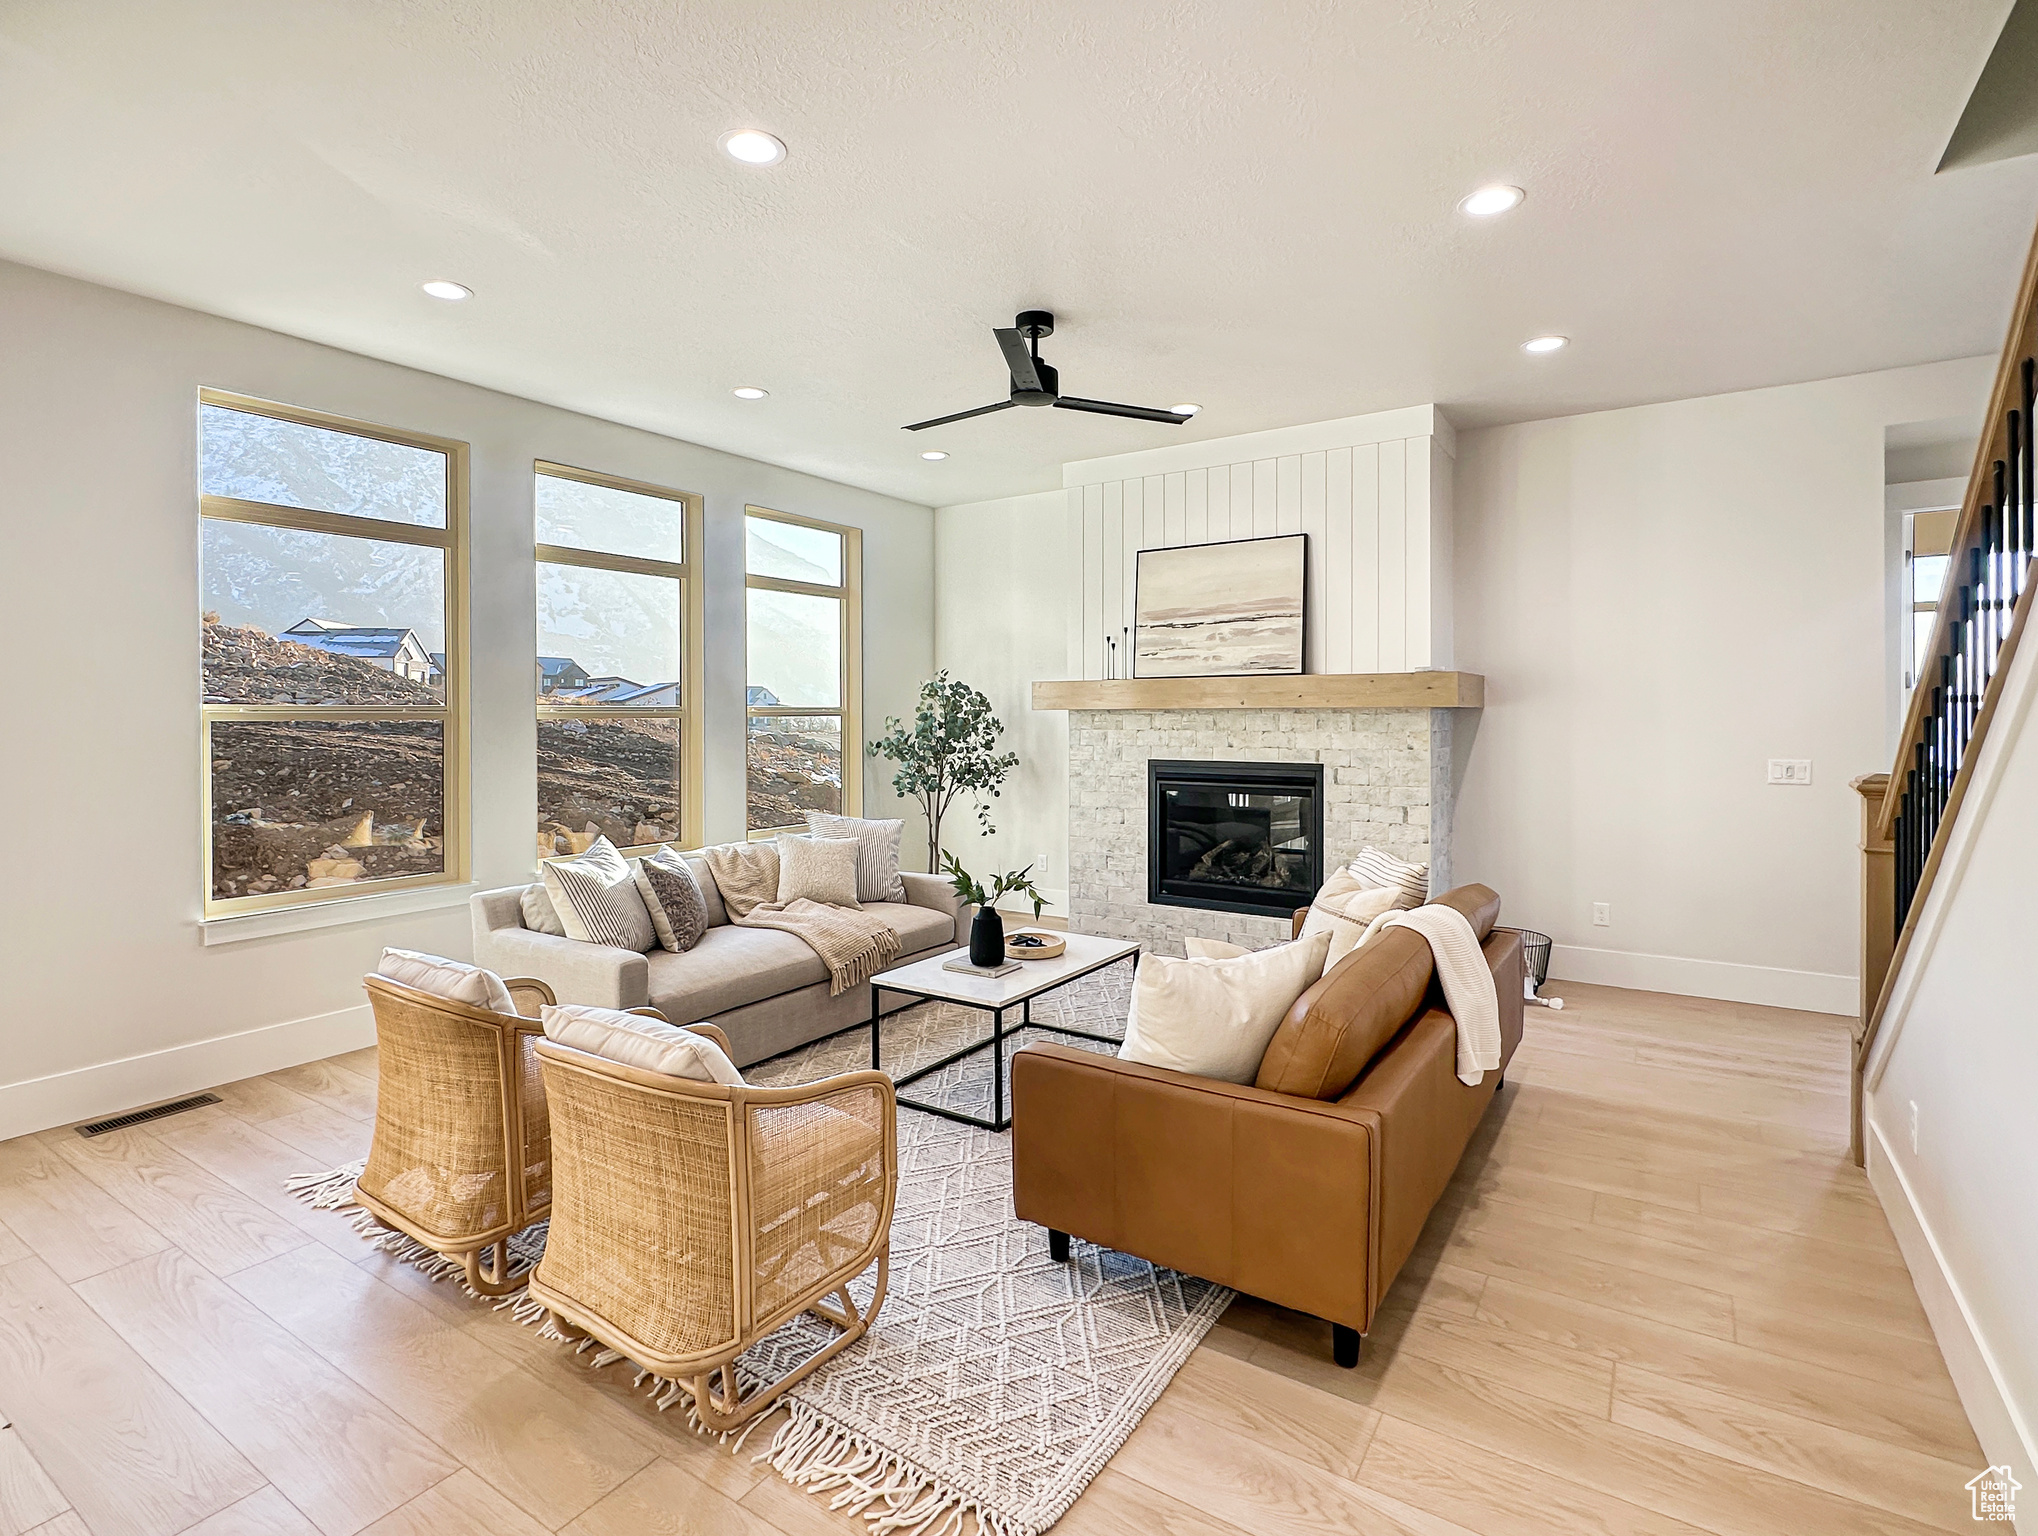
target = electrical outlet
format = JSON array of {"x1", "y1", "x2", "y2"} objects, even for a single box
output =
[
  {"x1": 1591, "y1": 902, "x2": 1612, "y2": 927},
  {"x1": 1767, "y1": 759, "x2": 1814, "y2": 786},
  {"x1": 1909, "y1": 1100, "x2": 1920, "y2": 1155},
  {"x1": 1032, "y1": 851, "x2": 1051, "y2": 881}
]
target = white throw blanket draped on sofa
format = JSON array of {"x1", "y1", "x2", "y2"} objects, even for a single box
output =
[{"x1": 1377, "y1": 904, "x2": 1502, "y2": 1086}]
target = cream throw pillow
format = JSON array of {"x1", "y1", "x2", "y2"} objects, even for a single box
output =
[
  {"x1": 1300, "y1": 868, "x2": 1408, "y2": 974},
  {"x1": 542, "y1": 1004, "x2": 745, "y2": 1085},
  {"x1": 804, "y1": 812, "x2": 907, "y2": 903},
  {"x1": 1118, "y1": 932, "x2": 1332, "y2": 1084},
  {"x1": 1183, "y1": 936, "x2": 1248, "y2": 960},
  {"x1": 376, "y1": 948, "x2": 517, "y2": 1015},
  {"x1": 541, "y1": 835, "x2": 657, "y2": 951},
  {"x1": 1349, "y1": 846, "x2": 1430, "y2": 907},
  {"x1": 776, "y1": 833, "x2": 861, "y2": 907}
]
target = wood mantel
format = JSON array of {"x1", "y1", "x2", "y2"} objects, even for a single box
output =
[{"x1": 1030, "y1": 672, "x2": 1484, "y2": 711}]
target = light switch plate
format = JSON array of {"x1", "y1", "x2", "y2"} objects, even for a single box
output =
[{"x1": 1767, "y1": 759, "x2": 1813, "y2": 786}]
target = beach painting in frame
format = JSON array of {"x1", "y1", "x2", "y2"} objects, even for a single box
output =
[{"x1": 1134, "y1": 533, "x2": 1306, "y2": 677}]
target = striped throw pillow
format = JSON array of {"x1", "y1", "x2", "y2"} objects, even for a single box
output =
[
  {"x1": 1349, "y1": 846, "x2": 1430, "y2": 908},
  {"x1": 541, "y1": 836, "x2": 657, "y2": 951}
]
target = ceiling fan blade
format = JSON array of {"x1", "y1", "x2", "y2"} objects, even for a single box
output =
[
  {"x1": 994, "y1": 328, "x2": 1044, "y2": 394},
  {"x1": 1052, "y1": 397, "x2": 1192, "y2": 425},
  {"x1": 902, "y1": 400, "x2": 1017, "y2": 432}
]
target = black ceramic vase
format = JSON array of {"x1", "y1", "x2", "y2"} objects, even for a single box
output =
[{"x1": 969, "y1": 905, "x2": 1006, "y2": 967}]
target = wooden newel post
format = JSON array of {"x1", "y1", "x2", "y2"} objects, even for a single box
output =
[{"x1": 1850, "y1": 773, "x2": 1895, "y2": 1166}]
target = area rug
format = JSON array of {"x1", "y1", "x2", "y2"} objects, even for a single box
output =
[{"x1": 294, "y1": 971, "x2": 1233, "y2": 1536}]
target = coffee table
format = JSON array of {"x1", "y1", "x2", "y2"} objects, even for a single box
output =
[{"x1": 868, "y1": 932, "x2": 1140, "y2": 1131}]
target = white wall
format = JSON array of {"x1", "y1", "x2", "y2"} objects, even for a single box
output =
[
  {"x1": 0, "y1": 259, "x2": 932, "y2": 1138},
  {"x1": 931, "y1": 490, "x2": 1074, "y2": 911},
  {"x1": 1063, "y1": 405, "x2": 1456, "y2": 679},
  {"x1": 1452, "y1": 356, "x2": 1992, "y2": 1013},
  {"x1": 1862, "y1": 598, "x2": 2038, "y2": 1502}
]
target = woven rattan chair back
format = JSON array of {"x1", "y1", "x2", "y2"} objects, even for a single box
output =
[
  {"x1": 529, "y1": 1036, "x2": 898, "y2": 1430},
  {"x1": 356, "y1": 973, "x2": 555, "y2": 1296}
]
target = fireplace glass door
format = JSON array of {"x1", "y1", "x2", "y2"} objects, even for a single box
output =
[{"x1": 1148, "y1": 760, "x2": 1325, "y2": 917}]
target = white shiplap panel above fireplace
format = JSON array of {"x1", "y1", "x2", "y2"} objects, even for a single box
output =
[{"x1": 1066, "y1": 405, "x2": 1454, "y2": 683}]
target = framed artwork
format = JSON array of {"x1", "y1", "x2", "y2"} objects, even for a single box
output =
[{"x1": 1133, "y1": 533, "x2": 1306, "y2": 677}]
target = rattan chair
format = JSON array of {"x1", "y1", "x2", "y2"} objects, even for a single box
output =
[
  {"x1": 356, "y1": 972, "x2": 558, "y2": 1296},
  {"x1": 529, "y1": 1024, "x2": 897, "y2": 1431}
]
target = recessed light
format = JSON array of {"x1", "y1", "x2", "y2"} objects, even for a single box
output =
[
  {"x1": 719, "y1": 129, "x2": 787, "y2": 167},
  {"x1": 1169, "y1": 403, "x2": 1202, "y2": 417},
  {"x1": 732, "y1": 386, "x2": 769, "y2": 400},
  {"x1": 921, "y1": 450, "x2": 949, "y2": 461},
  {"x1": 1521, "y1": 334, "x2": 1568, "y2": 354},
  {"x1": 1460, "y1": 184, "x2": 1525, "y2": 218},
  {"x1": 421, "y1": 280, "x2": 472, "y2": 301}
]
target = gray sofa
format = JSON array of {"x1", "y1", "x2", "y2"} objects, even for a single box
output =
[{"x1": 470, "y1": 855, "x2": 961, "y2": 1067}]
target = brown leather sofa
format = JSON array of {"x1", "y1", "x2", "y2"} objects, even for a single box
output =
[{"x1": 1010, "y1": 884, "x2": 1523, "y2": 1366}]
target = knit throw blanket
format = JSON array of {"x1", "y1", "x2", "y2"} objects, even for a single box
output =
[
  {"x1": 702, "y1": 841, "x2": 902, "y2": 995},
  {"x1": 1378, "y1": 904, "x2": 1503, "y2": 1085}
]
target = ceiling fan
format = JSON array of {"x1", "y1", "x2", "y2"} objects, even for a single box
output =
[{"x1": 903, "y1": 311, "x2": 1192, "y2": 432}]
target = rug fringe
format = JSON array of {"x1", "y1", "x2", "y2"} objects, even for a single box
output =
[
  {"x1": 762, "y1": 1401, "x2": 1033, "y2": 1536},
  {"x1": 283, "y1": 1159, "x2": 366, "y2": 1209},
  {"x1": 284, "y1": 1161, "x2": 541, "y2": 1304}
]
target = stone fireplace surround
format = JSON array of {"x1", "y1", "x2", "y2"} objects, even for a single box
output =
[{"x1": 1066, "y1": 705, "x2": 1455, "y2": 952}]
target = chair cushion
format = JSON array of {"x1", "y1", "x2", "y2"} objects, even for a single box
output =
[
  {"x1": 1254, "y1": 883, "x2": 1503, "y2": 1100},
  {"x1": 1118, "y1": 933, "x2": 1332, "y2": 1085},
  {"x1": 541, "y1": 1003, "x2": 743, "y2": 1084},
  {"x1": 377, "y1": 948, "x2": 516, "y2": 1015}
]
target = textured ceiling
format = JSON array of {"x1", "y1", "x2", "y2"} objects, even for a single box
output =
[{"x1": 1, "y1": 0, "x2": 2034, "y2": 507}]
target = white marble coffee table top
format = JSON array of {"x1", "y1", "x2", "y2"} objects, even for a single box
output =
[{"x1": 873, "y1": 931, "x2": 1140, "y2": 1008}]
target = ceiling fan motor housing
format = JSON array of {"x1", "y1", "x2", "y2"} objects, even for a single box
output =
[
  {"x1": 1014, "y1": 359, "x2": 1059, "y2": 405},
  {"x1": 1015, "y1": 309, "x2": 1055, "y2": 340}
]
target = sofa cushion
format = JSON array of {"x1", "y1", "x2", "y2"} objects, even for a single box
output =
[
  {"x1": 520, "y1": 883, "x2": 568, "y2": 937},
  {"x1": 633, "y1": 847, "x2": 709, "y2": 953},
  {"x1": 683, "y1": 853, "x2": 730, "y2": 927},
  {"x1": 776, "y1": 833, "x2": 861, "y2": 907},
  {"x1": 542, "y1": 836, "x2": 657, "y2": 951},
  {"x1": 805, "y1": 812, "x2": 908, "y2": 903},
  {"x1": 1255, "y1": 883, "x2": 1502, "y2": 1101},
  {"x1": 643, "y1": 899, "x2": 956, "y2": 1025},
  {"x1": 1118, "y1": 933, "x2": 1332, "y2": 1085}
]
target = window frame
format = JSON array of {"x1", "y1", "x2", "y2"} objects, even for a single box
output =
[
  {"x1": 198, "y1": 388, "x2": 470, "y2": 919},
  {"x1": 534, "y1": 461, "x2": 706, "y2": 856},
  {"x1": 743, "y1": 504, "x2": 863, "y2": 837},
  {"x1": 1903, "y1": 506, "x2": 1959, "y2": 695}
]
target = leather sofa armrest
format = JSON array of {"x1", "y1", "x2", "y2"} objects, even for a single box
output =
[
  {"x1": 899, "y1": 871, "x2": 963, "y2": 943},
  {"x1": 471, "y1": 926, "x2": 650, "y2": 1011},
  {"x1": 1292, "y1": 907, "x2": 1308, "y2": 940},
  {"x1": 1011, "y1": 1042, "x2": 1382, "y2": 1332}
]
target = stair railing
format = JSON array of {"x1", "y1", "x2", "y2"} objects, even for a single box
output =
[{"x1": 1852, "y1": 212, "x2": 2038, "y2": 1163}]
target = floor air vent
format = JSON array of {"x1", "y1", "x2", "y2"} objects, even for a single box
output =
[{"x1": 77, "y1": 1093, "x2": 222, "y2": 1137}]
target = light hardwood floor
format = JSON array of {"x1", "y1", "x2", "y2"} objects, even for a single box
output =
[{"x1": 0, "y1": 982, "x2": 1981, "y2": 1535}]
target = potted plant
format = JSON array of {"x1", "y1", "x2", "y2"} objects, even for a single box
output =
[
  {"x1": 869, "y1": 672, "x2": 1020, "y2": 871},
  {"x1": 942, "y1": 853, "x2": 1047, "y2": 967}
]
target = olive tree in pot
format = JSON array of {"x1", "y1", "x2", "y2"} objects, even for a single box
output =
[{"x1": 867, "y1": 671, "x2": 1019, "y2": 873}]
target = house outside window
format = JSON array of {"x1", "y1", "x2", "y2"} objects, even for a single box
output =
[
  {"x1": 197, "y1": 390, "x2": 468, "y2": 915},
  {"x1": 745, "y1": 507, "x2": 862, "y2": 833},
  {"x1": 535, "y1": 463, "x2": 704, "y2": 857}
]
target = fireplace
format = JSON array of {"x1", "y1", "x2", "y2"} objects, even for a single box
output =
[{"x1": 1148, "y1": 760, "x2": 1326, "y2": 918}]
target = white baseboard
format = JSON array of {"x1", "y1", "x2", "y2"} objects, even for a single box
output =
[
  {"x1": 0, "y1": 1003, "x2": 374, "y2": 1142},
  {"x1": 1548, "y1": 943, "x2": 1854, "y2": 1015},
  {"x1": 1867, "y1": 1114, "x2": 2035, "y2": 1511}
]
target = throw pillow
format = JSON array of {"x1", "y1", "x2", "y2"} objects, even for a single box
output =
[
  {"x1": 1300, "y1": 868, "x2": 1408, "y2": 974},
  {"x1": 1183, "y1": 936, "x2": 1249, "y2": 959},
  {"x1": 804, "y1": 811, "x2": 908, "y2": 903},
  {"x1": 541, "y1": 835, "x2": 658, "y2": 951},
  {"x1": 1117, "y1": 932, "x2": 1332, "y2": 1084},
  {"x1": 775, "y1": 833, "x2": 861, "y2": 908},
  {"x1": 376, "y1": 948, "x2": 517, "y2": 1015},
  {"x1": 1349, "y1": 846, "x2": 1430, "y2": 908},
  {"x1": 632, "y1": 847, "x2": 709, "y2": 953},
  {"x1": 520, "y1": 883, "x2": 568, "y2": 937},
  {"x1": 541, "y1": 1004, "x2": 744, "y2": 1085}
]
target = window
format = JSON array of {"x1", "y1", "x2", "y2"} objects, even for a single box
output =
[
  {"x1": 745, "y1": 507, "x2": 861, "y2": 832},
  {"x1": 536, "y1": 464, "x2": 703, "y2": 857},
  {"x1": 198, "y1": 391, "x2": 466, "y2": 915},
  {"x1": 1906, "y1": 508, "x2": 1957, "y2": 693}
]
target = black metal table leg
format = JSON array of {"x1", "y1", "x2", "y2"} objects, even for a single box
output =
[
  {"x1": 869, "y1": 984, "x2": 882, "y2": 1070},
  {"x1": 991, "y1": 1006, "x2": 1006, "y2": 1127}
]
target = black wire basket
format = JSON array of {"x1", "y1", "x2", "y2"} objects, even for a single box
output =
[{"x1": 1517, "y1": 930, "x2": 1553, "y2": 993}]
